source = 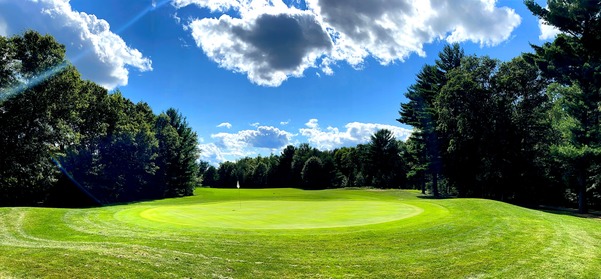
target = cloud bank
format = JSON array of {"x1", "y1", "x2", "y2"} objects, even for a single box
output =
[
  {"x1": 0, "y1": 0, "x2": 152, "y2": 89},
  {"x1": 300, "y1": 119, "x2": 412, "y2": 150},
  {"x1": 200, "y1": 119, "x2": 412, "y2": 165},
  {"x1": 175, "y1": 0, "x2": 521, "y2": 86}
]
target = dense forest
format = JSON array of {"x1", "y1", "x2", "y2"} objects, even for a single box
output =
[
  {"x1": 1, "y1": 1, "x2": 600, "y2": 212},
  {"x1": 0, "y1": 31, "x2": 200, "y2": 206}
]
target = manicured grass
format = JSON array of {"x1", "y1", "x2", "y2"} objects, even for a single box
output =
[{"x1": 1, "y1": 188, "x2": 600, "y2": 278}]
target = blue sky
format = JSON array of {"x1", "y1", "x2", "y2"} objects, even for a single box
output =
[{"x1": 0, "y1": 0, "x2": 559, "y2": 165}]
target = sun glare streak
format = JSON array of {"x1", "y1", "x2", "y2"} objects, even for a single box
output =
[
  {"x1": 51, "y1": 157, "x2": 104, "y2": 206},
  {"x1": 1, "y1": 62, "x2": 68, "y2": 102},
  {"x1": 0, "y1": 1, "x2": 172, "y2": 206},
  {"x1": 114, "y1": 0, "x2": 171, "y2": 34},
  {"x1": 2, "y1": 0, "x2": 169, "y2": 100}
]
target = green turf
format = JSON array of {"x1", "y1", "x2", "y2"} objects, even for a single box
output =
[
  {"x1": 1, "y1": 188, "x2": 600, "y2": 278},
  {"x1": 132, "y1": 200, "x2": 421, "y2": 229}
]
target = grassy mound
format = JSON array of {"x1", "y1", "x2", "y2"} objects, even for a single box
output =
[{"x1": 0, "y1": 188, "x2": 600, "y2": 278}]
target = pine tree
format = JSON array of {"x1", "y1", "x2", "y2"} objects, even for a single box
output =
[
  {"x1": 398, "y1": 44, "x2": 464, "y2": 196},
  {"x1": 526, "y1": 0, "x2": 601, "y2": 213}
]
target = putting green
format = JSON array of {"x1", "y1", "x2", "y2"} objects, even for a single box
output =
[{"x1": 135, "y1": 200, "x2": 422, "y2": 229}]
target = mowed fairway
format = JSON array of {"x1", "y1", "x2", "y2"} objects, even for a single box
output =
[{"x1": 1, "y1": 188, "x2": 600, "y2": 278}]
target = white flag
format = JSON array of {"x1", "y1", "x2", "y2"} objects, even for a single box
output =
[{"x1": 237, "y1": 181, "x2": 240, "y2": 189}]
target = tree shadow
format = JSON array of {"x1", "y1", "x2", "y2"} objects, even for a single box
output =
[
  {"x1": 535, "y1": 205, "x2": 601, "y2": 219},
  {"x1": 416, "y1": 195, "x2": 456, "y2": 200}
]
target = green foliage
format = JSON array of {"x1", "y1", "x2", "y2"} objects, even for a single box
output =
[
  {"x1": 202, "y1": 165, "x2": 218, "y2": 187},
  {"x1": 0, "y1": 31, "x2": 72, "y2": 205},
  {"x1": 217, "y1": 162, "x2": 238, "y2": 188},
  {"x1": 274, "y1": 145, "x2": 295, "y2": 186},
  {"x1": 0, "y1": 31, "x2": 200, "y2": 206},
  {"x1": 399, "y1": 43, "x2": 556, "y2": 202},
  {"x1": 157, "y1": 108, "x2": 199, "y2": 197},
  {"x1": 398, "y1": 43, "x2": 464, "y2": 196},
  {"x1": 301, "y1": 156, "x2": 325, "y2": 189},
  {"x1": 526, "y1": 0, "x2": 601, "y2": 212},
  {"x1": 367, "y1": 129, "x2": 405, "y2": 188},
  {"x1": 251, "y1": 162, "x2": 269, "y2": 188},
  {"x1": 211, "y1": 134, "x2": 412, "y2": 190},
  {"x1": 437, "y1": 55, "x2": 554, "y2": 200}
]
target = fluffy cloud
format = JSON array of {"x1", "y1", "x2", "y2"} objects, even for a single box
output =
[
  {"x1": 176, "y1": 0, "x2": 521, "y2": 86},
  {"x1": 300, "y1": 119, "x2": 412, "y2": 150},
  {"x1": 217, "y1": 122, "x2": 233, "y2": 129},
  {"x1": 199, "y1": 125, "x2": 294, "y2": 165},
  {"x1": 0, "y1": 0, "x2": 152, "y2": 89},
  {"x1": 538, "y1": 19, "x2": 561, "y2": 40},
  {"x1": 198, "y1": 143, "x2": 227, "y2": 165},
  {"x1": 187, "y1": 6, "x2": 332, "y2": 86},
  {"x1": 213, "y1": 125, "x2": 294, "y2": 150}
]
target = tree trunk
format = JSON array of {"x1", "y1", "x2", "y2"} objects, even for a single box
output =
[
  {"x1": 432, "y1": 172, "x2": 439, "y2": 197},
  {"x1": 577, "y1": 173, "x2": 588, "y2": 214}
]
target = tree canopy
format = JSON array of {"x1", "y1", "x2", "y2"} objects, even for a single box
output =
[{"x1": 0, "y1": 31, "x2": 201, "y2": 206}]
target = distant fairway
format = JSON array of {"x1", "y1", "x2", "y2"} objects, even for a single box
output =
[{"x1": 1, "y1": 188, "x2": 600, "y2": 278}]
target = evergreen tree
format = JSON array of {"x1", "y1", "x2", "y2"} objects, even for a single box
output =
[
  {"x1": 301, "y1": 156, "x2": 325, "y2": 189},
  {"x1": 526, "y1": 0, "x2": 601, "y2": 213},
  {"x1": 367, "y1": 129, "x2": 403, "y2": 188},
  {"x1": 161, "y1": 108, "x2": 200, "y2": 197},
  {"x1": 202, "y1": 166, "x2": 218, "y2": 187},
  {"x1": 398, "y1": 44, "x2": 464, "y2": 196}
]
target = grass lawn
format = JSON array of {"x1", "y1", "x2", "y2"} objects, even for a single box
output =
[{"x1": 1, "y1": 188, "x2": 600, "y2": 278}]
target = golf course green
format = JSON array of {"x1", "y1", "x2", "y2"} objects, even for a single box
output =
[
  {"x1": 1, "y1": 188, "x2": 600, "y2": 278},
  {"x1": 132, "y1": 200, "x2": 421, "y2": 229}
]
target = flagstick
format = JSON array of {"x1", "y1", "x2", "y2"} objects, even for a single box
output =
[{"x1": 237, "y1": 181, "x2": 241, "y2": 210}]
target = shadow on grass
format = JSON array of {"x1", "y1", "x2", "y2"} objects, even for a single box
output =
[
  {"x1": 416, "y1": 195, "x2": 456, "y2": 200},
  {"x1": 536, "y1": 205, "x2": 601, "y2": 219}
]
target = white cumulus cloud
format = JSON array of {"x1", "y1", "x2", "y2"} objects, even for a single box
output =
[
  {"x1": 175, "y1": 0, "x2": 521, "y2": 86},
  {"x1": 300, "y1": 119, "x2": 412, "y2": 150},
  {"x1": 538, "y1": 19, "x2": 561, "y2": 40},
  {"x1": 186, "y1": 5, "x2": 332, "y2": 86},
  {"x1": 199, "y1": 125, "x2": 295, "y2": 165},
  {"x1": 217, "y1": 122, "x2": 233, "y2": 129},
  {"x1": 0, "y1": 0, "x2": 152, "y2": 89},
  {"x1": 213, "y1": 125, "x2": 294, "y2": 150},
  {"x1": 199, "y1": 143, "x2": 227, "y2": 165}
]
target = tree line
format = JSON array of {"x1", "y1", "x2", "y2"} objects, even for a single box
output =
[
  {"x1": 201, "y1": 129, "x2": 407, "y2": 190},
  {"x1": 0, "y1": 31, "x2": 200, "y2": 207}
]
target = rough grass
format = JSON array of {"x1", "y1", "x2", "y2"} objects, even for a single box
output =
[{"x1": 1, "y1": 188, "x2": 600, "y2": 278}]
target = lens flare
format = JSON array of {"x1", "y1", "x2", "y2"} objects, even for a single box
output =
[
  {"x1": 115, "y1": 0, "x2": 171, "y2": 34},
  {"x1": 51, "y1": 157, "x2": 104, "y2": 206},
  {"x1": 2, "y1": 1, "x2": 171, "y2": 206}
]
